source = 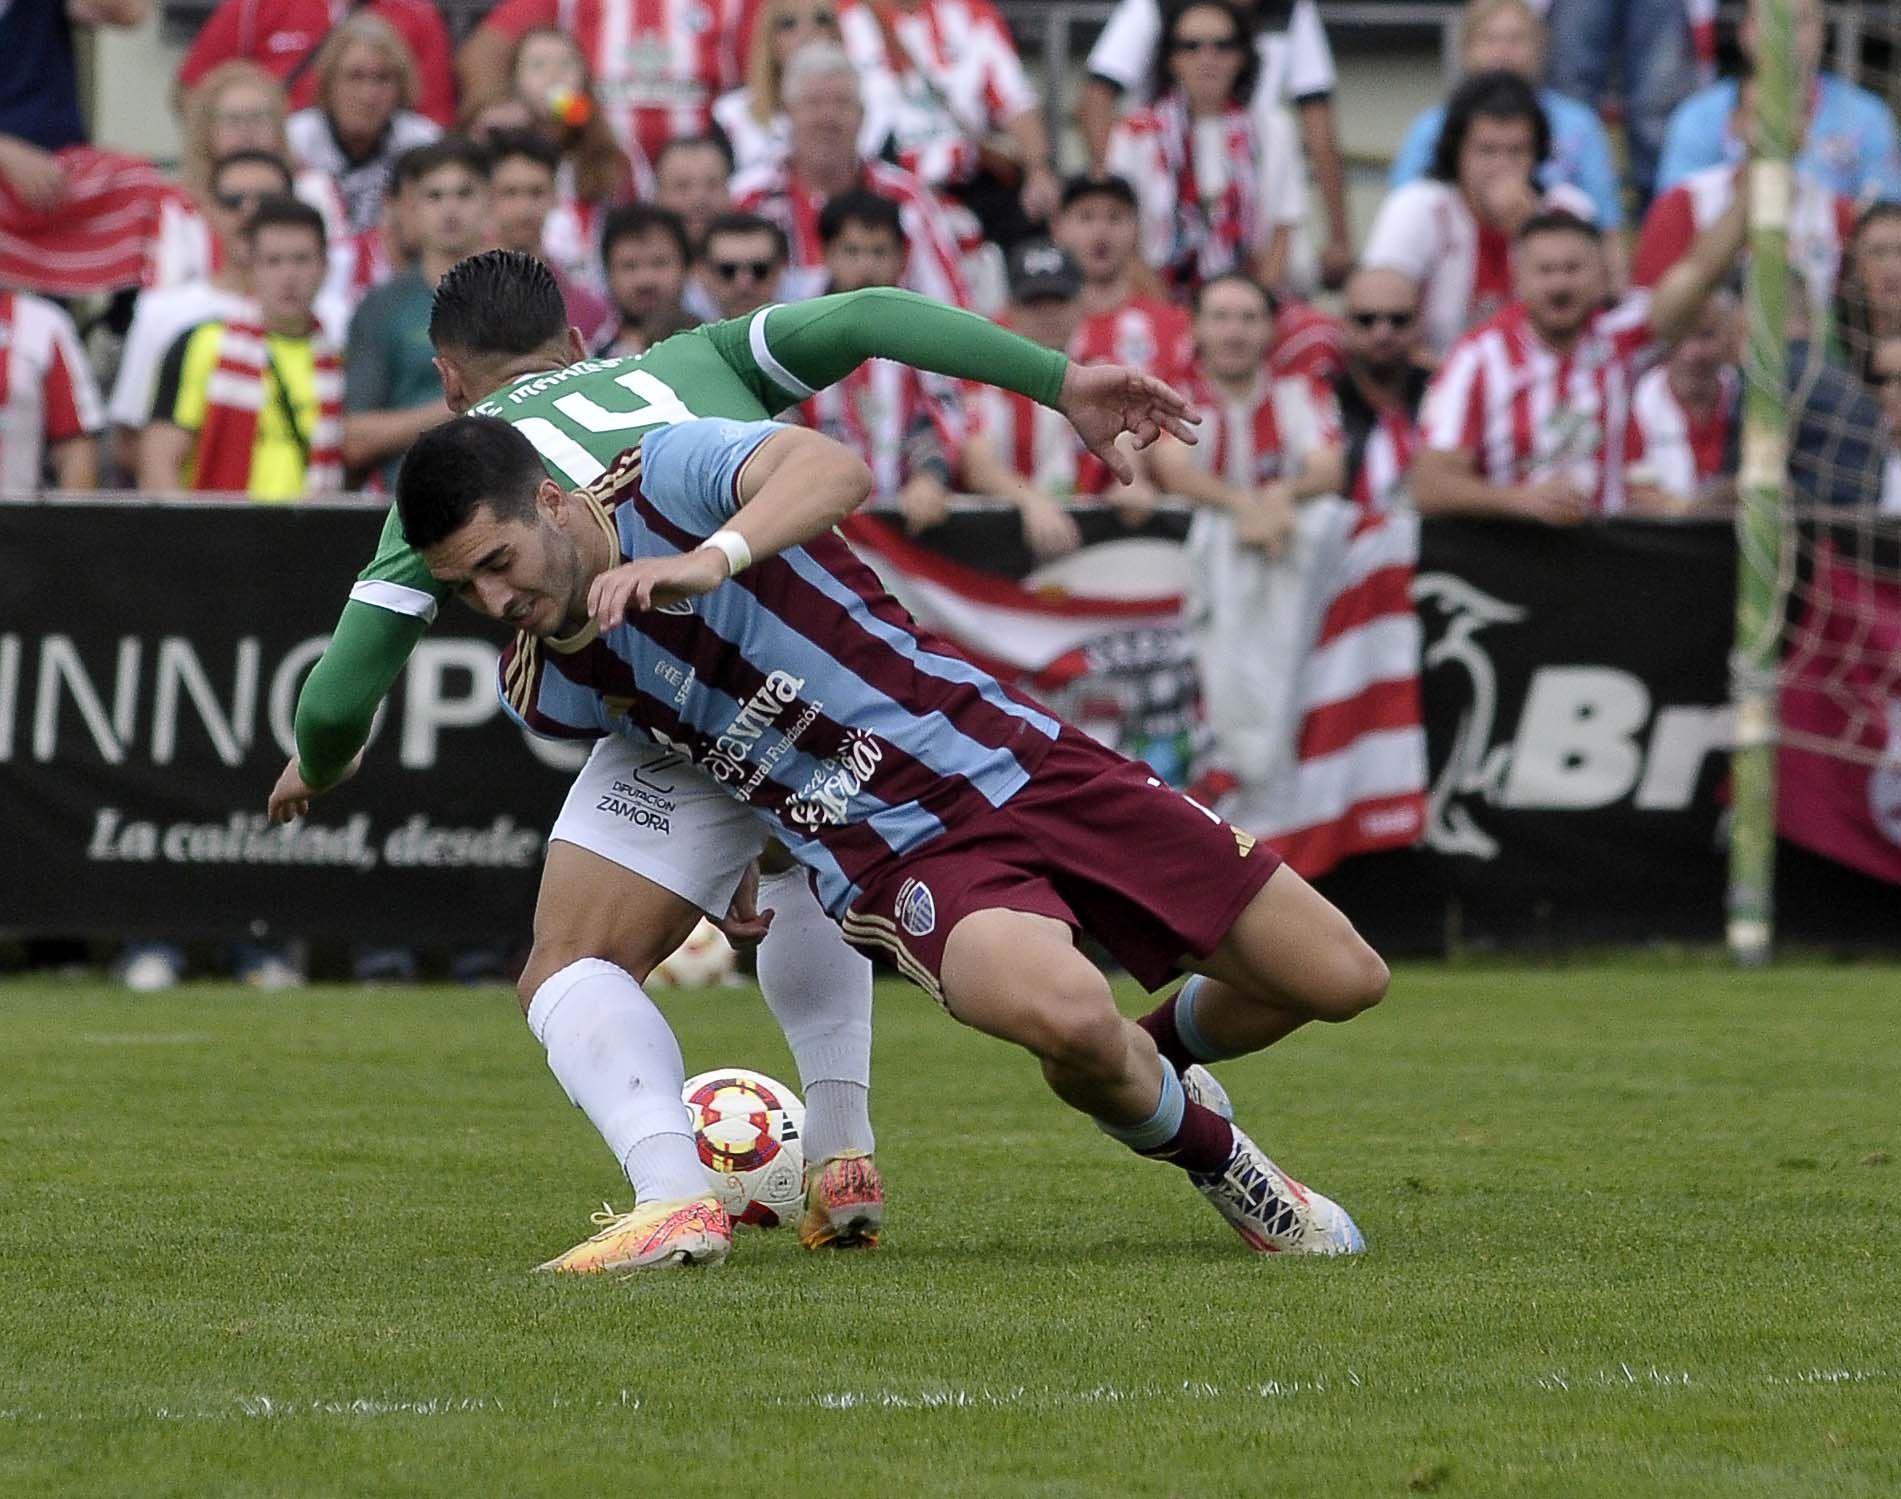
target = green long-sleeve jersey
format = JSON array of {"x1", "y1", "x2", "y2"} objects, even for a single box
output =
[{"x1": 292, "y1": 288, "x2": 1070, "y2": 787}]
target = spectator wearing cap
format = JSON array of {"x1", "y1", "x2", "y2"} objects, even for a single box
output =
[
  {"x1": 1081, "y1": 0, "x2": 1351, "y2": 290},
  {"x1": 1102, "y1": 0, "x2": 1305, "y2": 297},
  {"x1": 1388, "y1": 2, "x2": 1625, "y2": 263},
  {"x1": 797, "y1": 189, "x2": 965, "y2": 535},
  {"x1": 729, "y1": 44, "x2": 971, "y2": 307},
  {"x1": 1363, "y1": 70, "x2": 1597, "y2": 358},
  {"x1": 341, "y1": 137, "x2": 488, "y2": 490},
  {"x1": 961, "y1": 239, "x2": 1122, "y2": 561},
  {"x1": 596, "y1": 204, "x2": 695, "y2": 357},
  {"x1": 695, "y1": 211, "x2": 790, "y2": 323},
  {"x1": 1055, "y1": 172, "x2": 1192, "y2": 382},
  {"x1": 1332, "y1": 266, "x2": 1431, "y2": 515},
  {"x1": 486, "y1": 129, "x2": 613, "y2": 348}
]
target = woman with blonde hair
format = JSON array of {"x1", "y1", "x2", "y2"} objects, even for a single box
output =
[
  {"x1": 713, "y1": 0, "x2": 895, "y2": 175},
  {"x1": 286, "y1": 12, "x2": 440, "y2": 234}
]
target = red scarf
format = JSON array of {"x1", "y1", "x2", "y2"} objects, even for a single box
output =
[
  {"x1": 195, "y1": 312, "x2": 344, "y2": 494},
  {"x1": 1152, "y1": 93, "x2": 1258, "y2": 293}
]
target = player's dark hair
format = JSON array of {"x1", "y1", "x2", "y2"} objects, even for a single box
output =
[
  {"x1": 210, "y1": 149, "x2": 294, "y2": 196},
  {"x1": 394, "y1": 134, "x2": 492, "y2": 191},
  {"x1": 242, "y1": 194, "x2": 327, "y2": 249},
  {"x1": 1429, "y1": 69, "x2": 1551, "y2": 185},
  {"x1": 600, "y1": 202, "x2": 692, "y2": 266},
  {"x1": 700, "y1": 211, "x2": 789, "y2": 264},
  {"x1": 1192, "y1": 269, "x2": 1270, "y2": 315},
  {"x1": 483, "y1": 127, "x2": 561, "y2": 177},
  {"x1": 656, "y1": 130, "x2": 736, "y2": 176},
  {"x1": 817, "y1": 188, "x2": 903, "y2": 247},
  {"x1": 1153, "y1": 0, "x2": 1259, "y2": 106},
  {"x1": 1515, "y1": 208, "x2": 1600, "y2": 246},
  {"x1": 397, "y1": 415, "x2": 549, "y2": 551},
  {"x1": 430, "y1": 249, "x2": 568, "y2": 356}
]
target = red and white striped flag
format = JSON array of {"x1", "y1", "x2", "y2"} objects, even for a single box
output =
[{"x1": 0, "y1": 146, "x2": 186, "y2": 297}]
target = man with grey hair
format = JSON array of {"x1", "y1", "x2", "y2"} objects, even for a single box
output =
[{"x1": 730, "y1": 42, "x2": 974, "y2": 307}]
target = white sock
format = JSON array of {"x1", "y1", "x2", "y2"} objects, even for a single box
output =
[
  {"x1": 755, "y1": 867, "x2": 875, "y2": 1165},
  {"x1": 526, "y1": 958, "x2": 708, "y2": 1205}
]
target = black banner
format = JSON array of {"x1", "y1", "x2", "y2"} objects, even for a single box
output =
[{"x1": 1, "y1": 500, "x2": 570, "y2": 944}]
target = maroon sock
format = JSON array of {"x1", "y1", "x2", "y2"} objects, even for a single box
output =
[
  {"x1": 1137, "y1": 989, "x2": 1197, "y2": 1075},
  {"x1": 1141, "y1": 1098, "x2": 1234, "y2": 1176}
]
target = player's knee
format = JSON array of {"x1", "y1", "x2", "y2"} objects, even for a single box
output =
[
  {"x1": 1034, "y1": 989, "x2": 1129, "y2": 1081},
  {"x1": 1311, "y1": 933, "x2": 1389, "y2": 1022},
  {"x1": 518, "y1": 932, "x2": 668, "y2": 1014}
]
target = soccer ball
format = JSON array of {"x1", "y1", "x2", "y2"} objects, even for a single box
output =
[
  {"x1": 681, "y1": 1068, "x2": 807, "y2": 1228},
  {"x1": 650, "y1": 918, "x2": 739, "y2": 988}
]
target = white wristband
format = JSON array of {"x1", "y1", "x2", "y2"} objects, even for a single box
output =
[{"x1": 702, "y1": 528, "x2": 752, "y2": 577}]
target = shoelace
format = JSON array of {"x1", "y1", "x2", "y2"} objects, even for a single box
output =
[
  {"x1": 586, "y1": 1201, "x2": 631, "y2": 1236},
  {"x1": 1224, "y1": 1155, "x2": 1302, "y2": 1240}
]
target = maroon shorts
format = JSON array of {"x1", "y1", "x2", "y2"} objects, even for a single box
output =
[{"x1": 841, "y1": 729, "x2": 1282, "y2": 1001}]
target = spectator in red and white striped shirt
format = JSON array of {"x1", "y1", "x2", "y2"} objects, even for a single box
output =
[
  {"x1": 0, "y1": 286, "x2": 102, "y2": 490},
  {"x1": 1623, "y1": 288, "x2": 1739, "y2": 514},
  {"x1": 1143, "y1": 272, "x2": 1343, "y2": 558},
  {"x1": 1055, "y1": 172, "x2": 1190, "y2": 379},
  {"x1": 1333, "y1": 266, "x2": 1431, "y2": 515},
  {"x1": 729, "y1": 43, "x2": 971, "y2": 308},
  {"x1": 1414, "y1": 203, "x2": 1745, "y2": 521},
  {"x1": 797, "y1": 189, "x2": 964, "y2": 529}
]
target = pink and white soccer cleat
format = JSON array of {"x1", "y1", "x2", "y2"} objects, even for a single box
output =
[{"x1": 534, "y1": 1195, "x2": 732, "y2": 1274}]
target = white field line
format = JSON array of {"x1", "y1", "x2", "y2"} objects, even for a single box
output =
[{"x1": 0, "y1": 1367, "x2": 1890, "y2": 1425}]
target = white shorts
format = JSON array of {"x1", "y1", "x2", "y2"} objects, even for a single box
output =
[{"x1": 548, "y1": 736, "x2": 769, "y2": 917}]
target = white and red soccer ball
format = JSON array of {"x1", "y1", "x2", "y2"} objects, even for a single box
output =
[{"x1": 681, "y1": 1068, "x2": 806, "y2": 1228}]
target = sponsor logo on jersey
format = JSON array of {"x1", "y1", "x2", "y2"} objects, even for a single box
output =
[
  {"x1": 788, "y1": 729, "x2": 886, "y2": 829},
  {"x1": 895, "y1": 877, "x2": 936, "y2": 937},
  {"x1": 706, "y1": 669, "x2": 807, "y2": 784}
]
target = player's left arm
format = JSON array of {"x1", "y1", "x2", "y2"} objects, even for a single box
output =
[
  {"x1": 586, "y1": 420, "x2": 871, "y2": 628},
  {"x1": 702, "y1": 289, "x2": 1197, "y2": 481}
]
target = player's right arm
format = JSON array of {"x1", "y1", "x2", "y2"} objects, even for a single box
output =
[{"x1": 269, "y1": 503, "x2": 447, "y2": 820}]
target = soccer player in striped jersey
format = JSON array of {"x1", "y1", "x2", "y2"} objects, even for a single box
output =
[
  {"x1": 393, "y1": 404, "x2": 1387, "y2": 1261},
  {"x1": 267, "y1": 250, "x2": 1195, "y2": 1272}
]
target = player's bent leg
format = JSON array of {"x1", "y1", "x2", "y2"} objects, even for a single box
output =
[{"x1": 517, "y1": 840, "x2": 704, "y2": 1013}]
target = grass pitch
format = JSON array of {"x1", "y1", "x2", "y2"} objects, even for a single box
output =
[{"x1": 2, "y1": 962, "x2": 1897, "y2": 1497}]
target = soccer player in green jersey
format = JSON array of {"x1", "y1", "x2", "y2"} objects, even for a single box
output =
[{"x1": 267, "y1": 251, "x2": 1196, "y2": 1272}]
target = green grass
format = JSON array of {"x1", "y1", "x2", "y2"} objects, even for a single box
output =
[{"x1": 2, "y1": 963, "x2": 1897, "y2": 1497}]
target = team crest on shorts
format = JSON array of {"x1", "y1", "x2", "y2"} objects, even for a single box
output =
[{"x1": 894, "y1": 877, "x2": 936, "y2": 937}]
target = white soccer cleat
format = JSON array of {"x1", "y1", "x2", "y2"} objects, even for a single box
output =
[
  {"x1": 1189, "y1": 1125, "x2": 1365, "y2": 1256},
  {"x1": 1182, "y1": 1063, "x2": 1233, "y2": 1121},
  {"x1": 534, "y1": 1195, "x2": 732, "y2": 1274}
]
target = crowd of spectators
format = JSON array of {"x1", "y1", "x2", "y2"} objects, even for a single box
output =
[{"x1": 6, "y1": 0, "x2": 1901, "y2": 979}]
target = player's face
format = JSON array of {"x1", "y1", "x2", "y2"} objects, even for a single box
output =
[
  {"x1": 329, "y1": 39, "x2": 403, "y2": 145},
  {"x1": 1515, "y1": 227, "x2": 1601, "y2": 341},
  {"x1": 1457, "y1": 115, "x2": 1536, "y2": 200},
  {"x1": 1053, "y1": 194, "x2": 1139, "y2": 283},
  {"x1": 654, "y1": 146, "x2": 731, "y2": 245},
  {"x1": 608, "y1": 230, "x2": 688, "y2": 320},
  {"x1": 1342, "y1": 268, "x2": 1421, "y2": 377},
  {"x1": 249, "y1": 225, "x2": 326, "y2": 331},
  {"x1": 1871, "y1": 337, "x2": 1901, "y2": 438},
  {"x1": 1193, "y1": 279, "x2": 1272, "y2": 381},
  {"x1": 207, "y1": 80, "x2": 283, "y2": 158},
  {"x1": 787, "y1": 72, "x2": 864, "y2": 173},
  {"x1": 1464, "y1": 4, "x2": 1540, "y2": 76},
  {"x1": 490, "y1": 156, "x2": 555, "y2": 254},
  {"x1": 823, "y1": 221, "x2": 904, "y2": 292},
  {"x1": 703, "y1": 230, "x2": 784, "y2": 319},
  {"x1": 426, "y1": 492, "x2": 590, "y2": 636},
  {"x1": 407, "y1": 164, "x2": 489, "y2": 258}
]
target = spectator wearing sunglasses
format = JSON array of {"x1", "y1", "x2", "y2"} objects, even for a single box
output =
[
  {"x1": 1103, "y1": 0, "x2": 1304, "y2": 297},
  {"x1": 110, "y1": 150, "x2": 295, "y2": 476},
  {"x1": 695, "y1": 211, "x2": 789, "y2": 322},
  {"x1": 1331, "y1": 266, "x2": 1430, "y2": 515}
]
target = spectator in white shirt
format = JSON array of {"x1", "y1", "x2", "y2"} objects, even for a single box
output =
[
  {"x1": 715, "y1": 0, "x2": 889, "y2": 175},
  {"x1": 1081, "y1": 0, "x2": 1351, "y2": 289}
]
